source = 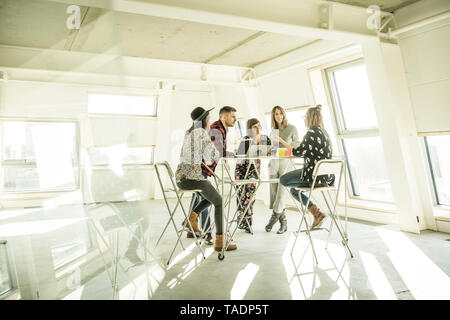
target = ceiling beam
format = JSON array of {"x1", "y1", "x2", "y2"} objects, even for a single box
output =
[
  {"x1": 203, "y1": 31, "x2": 266, "y2": 64},
  {"x1": 41, "y1": 0, "x2": 393, "y2": 43},
  {"x1": 249, "y1": 39, "x2": 322, "y2": 68},
  {"x1": 0, "y1": 45, "x2": 254, "y2": 87},
  {"x1": 254, "y1": 40, "x2": 358, "y2": 79}
]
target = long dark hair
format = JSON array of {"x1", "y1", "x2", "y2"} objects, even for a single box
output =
[
  {"x1": 187, "y1": 116, "x2": 209, "y2": 133},
  {"x1": 271, "y1": 106, "x2": 288, "y2": 130}
]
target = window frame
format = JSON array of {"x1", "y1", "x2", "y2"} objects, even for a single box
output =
[
  {"x1": 87, "y1": 92, "x2": 158, "y2": 118},
  {"x1": 324, "y1": 59, "x2": 394, "y2": 204},
  {"x1": 421, "y1": 133, "x2": 450, "y2": 207},
  {"x1": 0, "y1": 118, "x2": 81, "y2": 194},
  {"x1": 325, "y1": 58, "x2": 380, "y2": 136}
]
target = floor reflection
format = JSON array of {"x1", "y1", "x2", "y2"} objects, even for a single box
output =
[{"x1": 284, "y1": 232, "x2": 356, "y2": 300}]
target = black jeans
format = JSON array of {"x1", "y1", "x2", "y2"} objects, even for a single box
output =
[
  {"x1": 279, "y1": 169, "x2": 315, "y2": 209},
  {"x1": 177, "y1": 178, "x2": 223, "y2": 235},
  {"x1": 189, "y1": 172, "x2": 211, "y2": 232}
]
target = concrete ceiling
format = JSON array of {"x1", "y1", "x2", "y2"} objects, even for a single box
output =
[
  {"x1": 328, "y1": 0, "x2": 422, "y2": 12},
  {"x1": 0, "y1": 0, "x2": 327, "y2": 68}
]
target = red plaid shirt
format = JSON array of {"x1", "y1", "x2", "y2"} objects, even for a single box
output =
[{"x1": 201, "y1": 120, "x2": 234, "y2": 176}]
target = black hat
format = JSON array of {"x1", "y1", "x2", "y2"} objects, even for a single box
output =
[{"x1": 190, "y1": 107, "x2": 214, "y2": 122}]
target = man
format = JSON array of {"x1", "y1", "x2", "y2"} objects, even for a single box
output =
[
  {"x1": 205, "y1": 106, "x2": 237, "y2": 170},
  {"x1": 188, "y1": 106, "x2": 237, "y2": 243}
]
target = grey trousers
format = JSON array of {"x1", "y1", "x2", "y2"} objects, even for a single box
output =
[
  {"x1": 269, "y1": 159, "x2": 291, "y2": 214},
  {"x1": 177, "y1": 178, "x2": 223, "y2": 234}
]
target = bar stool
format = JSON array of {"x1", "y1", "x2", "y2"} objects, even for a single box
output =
[
  {"x1": 154, "y1": 161, "x2": 210, "y2": 265},
  {"x1": 288, "y1": 159, "x2": 354, "y2": 266}
]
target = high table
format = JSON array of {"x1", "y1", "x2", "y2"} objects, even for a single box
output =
[{"x1": 205, "y1": 155, "x2": 302, "y2": 260}]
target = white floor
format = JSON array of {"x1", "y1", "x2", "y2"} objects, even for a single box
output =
[{"x1": 55, "y1": 199, "x2": 450, "y2": 300}]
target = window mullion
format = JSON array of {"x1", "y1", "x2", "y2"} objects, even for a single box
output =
[
  {"x1": 324, "y1": 69, "x2": 346, "y2": 134},
  {"x1": 340, "y1": 139, "x2": 358, "y2": 197},
  {"x1": 423, "y1": 137, "x2": 441, "y2": 205}
]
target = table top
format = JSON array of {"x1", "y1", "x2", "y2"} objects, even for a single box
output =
[{"x1": 220, "y1": 155, "x2": 300, "y2": 161}]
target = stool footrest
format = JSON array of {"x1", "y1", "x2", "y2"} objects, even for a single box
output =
[{"x1": 293, "y1": 227, "x2": 329, "y2": 235}]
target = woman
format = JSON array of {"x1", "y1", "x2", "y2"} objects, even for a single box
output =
[
  {"x1": 175, "y1": 107, "x2": 237, "y2": 252},
  {"x1": 266, "y1": 106, "x2": 299, "y2": 234},
  {"x1": 234, "y1": 118, "x2": 271, "y2": 232},
  {"x1": 280, "y1": 105, "x2": 334, "y2": 229}
]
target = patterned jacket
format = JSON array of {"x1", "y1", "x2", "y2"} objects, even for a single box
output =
[
  {"x1": 292, "y1": 126, "x2": 334, "y2": 185},
  {"x1": 175, "y1": 128, "x2": 220, "y2": 183},
  {"x1": 201, "y1": 120, "x2": 234, "y2": 176}
]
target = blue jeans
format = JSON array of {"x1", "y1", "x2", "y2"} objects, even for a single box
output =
[
  {"x1": 279, "y1": 169, "x2": 315, "y2": 209},
  {"x1": 188, "y1": 172, "x2": 212, "y2": 232}
]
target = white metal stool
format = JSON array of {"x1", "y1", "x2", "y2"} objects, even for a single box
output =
[
  {"x1": 288, "y1": 159, "x2": 353, "y2": 265},
  {"x1": 154, "y1": 161, "x2": 210, "y2": 265}
]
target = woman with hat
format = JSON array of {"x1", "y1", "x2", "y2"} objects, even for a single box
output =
[{"x1": 175, "y1": 107, "x2": 237, "y2": 252}]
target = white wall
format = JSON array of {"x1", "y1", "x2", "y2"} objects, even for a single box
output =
[
  {"x1": 257, "y1": 66, "x2": 315, "y2": 113},
  {"x1": 1, "y1": 80, "x2": 240, "y2": 205},
  {"x1": 0, "y1": 76, "x2": 260, "y2": 205},
  {"x1": 396, "y1": 2, "x2": 450, "y2": 133},
  {"x1": 251, "y1": 66, "x2": 314, "y2": 203}
]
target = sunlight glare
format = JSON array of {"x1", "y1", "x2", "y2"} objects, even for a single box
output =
[
  {"x1": 230, "y1": 263, "x2": 259, "y2": 300},
  {"x1": 376, "y1": 228, "x2": 450, "y2": 300},
  {"x1": 360, "y1": 250, "x2": 397, "y2": 300}
]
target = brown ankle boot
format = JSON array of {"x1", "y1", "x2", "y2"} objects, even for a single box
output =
[
  {"x1": 182, "y1": 211, "x2": 202, "y2": 234},
  {"x1": 214, "y1": 234, "x2": 237, "y2": 252},
  {"x1": 309, "y1": 205, "x2": 326, "y2": 229}
]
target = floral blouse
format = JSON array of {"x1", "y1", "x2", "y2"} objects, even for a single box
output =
[
  {"x1": 292, "y1": 126, "x2": 334, "y2": 185},
  {"x1": 175, "y1": 128, "x2": 220, "y2": 183}
]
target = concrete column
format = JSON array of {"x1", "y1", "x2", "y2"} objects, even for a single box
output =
[
  {"x1": 153, "y1": 90, "x2": 174, "y2": 200},
  {"x1": 361, "y1": 39, "x2": 435, "y2": 233}
]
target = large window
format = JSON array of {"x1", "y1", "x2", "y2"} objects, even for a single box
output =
[
  {"x1": 0, "y1": 120, "x2": 79, "y2": 192},
  {"x1": 285, "y1": 108, "x2": 308, "y2": 139},
  {"x1": 424, "y1": 135, "x2": 450, "y2": 206},
  {"x1": 326, "y1": 59, "x2": 394, "y2": 202},
  {"x1": 330, "y1": 64, "x2": 378, "y2": 130},
  {"x1": 235, "y1": 119, "x2": 246, "y2": 138},
  {"x1": 0, "y1": 241, "x2": 13, "y2": 296},
  {"x1": 342, "y1": 137, "x2": 393, "y2": 202},
  {"x1": 88, "y1": 93, "x2": 157, "y2": 116}
]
